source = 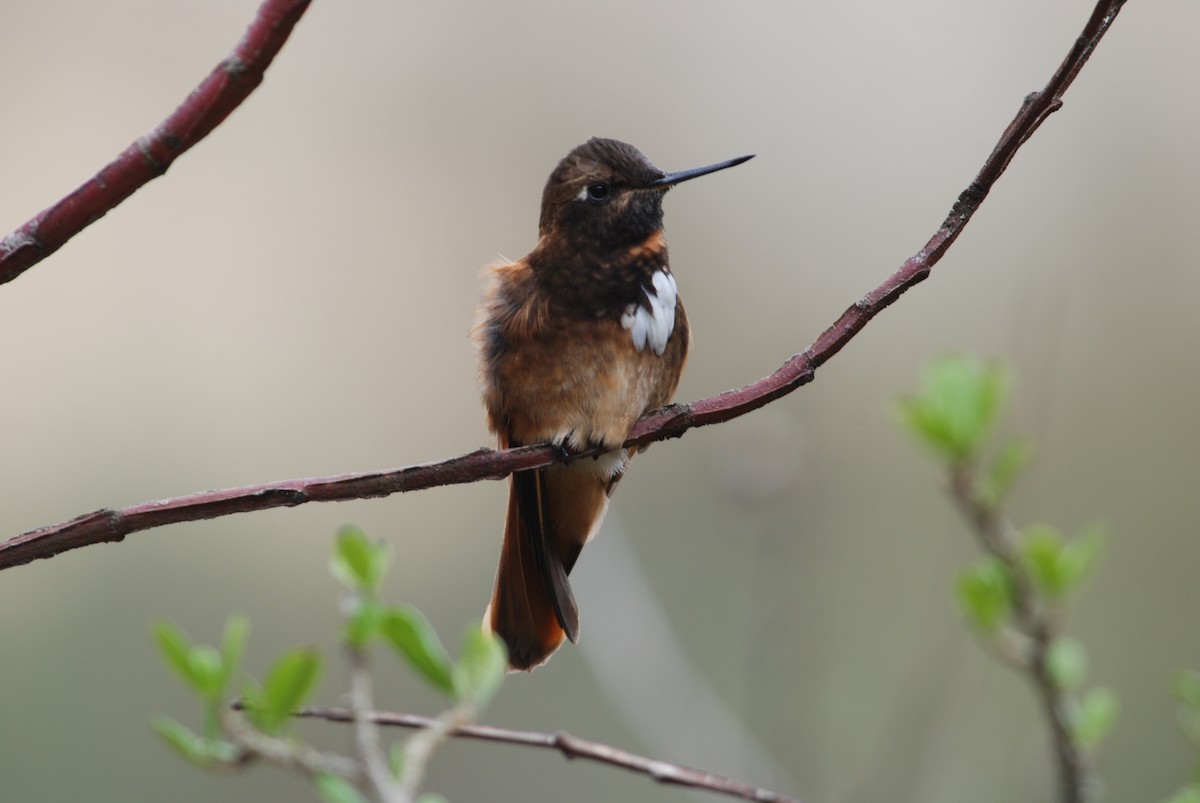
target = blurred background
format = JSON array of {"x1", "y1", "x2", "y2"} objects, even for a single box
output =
[{"x1": 1, "y1": 0, "x2": 1197, "y2": 801}]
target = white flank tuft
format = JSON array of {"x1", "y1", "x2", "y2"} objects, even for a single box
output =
[{"x1": 620, "y1": 270, "x2": 678, "y2": 355}]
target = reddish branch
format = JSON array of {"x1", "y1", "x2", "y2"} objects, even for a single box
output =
[
  {"x1": 286, "y1": 705, "x2": 802, "y2": 803},
  {"x1": 0, "y1": 0, "x2": 312, "y2": 286},
  {"x1": 0, "y1": 0, "x2": 1127, "y2": 577}
]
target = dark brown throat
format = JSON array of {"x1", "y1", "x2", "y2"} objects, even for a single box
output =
[{"x1": 529, "y1": 229, "x2": 670, "y2": 320}]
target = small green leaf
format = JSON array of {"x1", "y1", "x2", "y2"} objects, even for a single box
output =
[
  {"x1": 331, "y1": 525, "x2": 390, "y2": 594},
  {"x1": 241, "y1": 680, "x2": 270, "y2": 734},
  {"x1": 1075, "y1": 687, "x2": 1118, "y2": 748},
  {"x1": 416, "y1": 795, "x2": 450, "y2": 803},
  {"x1": 453, "y1": 625, "x2": 507, "y2": 707},
  {"x1": 152, "y1": 715, "x2": 207, "y2": 765},
  {"x1": 1173, "y1": 669, "x2": 1200, "y2": 710},
  {"x1": 977, "y1": 436, "x2": 1033, "y2": 507},
  {"x1": 1177, "y1": 706, "x2": 1200, "y2": 750},
  {"x1": 390, "y1": 741, "x2": 406, "y2": 779},
  {"x1": 314, "y1": 773, "x2": 370, "y2": 803},
  {"x1": 381, "y1": 605, "x2": 455, "y2": 695},
  {"x1": 151, "y1": 715, "x2": 238, "y2": 767},
  {"x1": 264, "y1": 648, "x2": 321, "y2": 730},
  {"x1": 1022, "y1": 524, "x2": 1105, "y2": 599},
  {"x1": 152, "y1": 620, "x2": 235, "y2": 701},
  {"x1": 956, "y1": 557, "x2": 1014, "y2": 632},
  {"x1": 153, "y1": 621, "x2": 198, "y2": 691},
  {"x1": 250, "y1": 648, "x2": 322, "y2": 734},
  {"x1": 1046, "y1": 638, "x2": 1088, "y2": 691},
  {"x1": 1162, "y1": 785, "x2": 1200, "y2": 803},
  {"x1": 897, "y1": 355, "x2": 1008, "y2": 461},
  {"x1": 188, "y1": 645, "x2": 226, "y2": 700},
  {"x1": 345, "y1": 598, "x2": 384, "y2": 648},
  {"x1": 1058, "y1": 524, "x2": 1106, "y2": 594},
  {"x1": 219, "y1": 615, "x2": 249, "y2": 688},
  {"x1": 1021, "y1": 524, "x2": 1066, "y2": 596}
]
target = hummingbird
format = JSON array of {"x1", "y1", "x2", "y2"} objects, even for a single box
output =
[{"x1": 473, "y1": 138, "x2": 753, "y2": 670}]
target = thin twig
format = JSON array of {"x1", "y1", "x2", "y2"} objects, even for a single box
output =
[
  {"x1": 0, "y1": 0, "x2": 312, "y2": 286},
  {"x1": 0, "y1": 0, "x2": 1128, "y2": 572},
  {"x1": 395, "y1": 706, "x2": 469, "y2": 802},
  {"x1": 347, "y1": 646, "x2": 404, "y2": 802},
  {"x1": 291, "y1": 705, "x2": 803, "y2": 803},
  {"x1": 948, "y1": 464, "x2": 1088, "y2": 803},
  {"x1": 220, "y1": 707, "x2": 362, "y2": 780}
]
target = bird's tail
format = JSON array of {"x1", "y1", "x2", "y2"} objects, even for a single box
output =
[{"x1": 486, "y1": 462, "x2": 612, "y2": 670}]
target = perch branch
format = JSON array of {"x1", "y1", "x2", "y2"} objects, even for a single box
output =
[
  {"x1": 0, "y1": 0, "x2": 1127, "y2": 572},
  {"x1": 0, "y1": 0, "x2": 312, "y2": 286},
  {"x1": 288, "y1": 704, "x2": 803, "y2": 803}
]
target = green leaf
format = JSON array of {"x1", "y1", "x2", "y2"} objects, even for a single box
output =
[
  {"x1": 380, "y1": 605, "x2": 455, "y2": 695},
  {"x1": 453, "y1": 625, "x2": 507, "y2": 708},
  {"x1": 977, "y1": 436, "x2": 1033, "y2": 507},
  {"x1": 1046, "y1": 638, "x2": 1088, "y2": 691},
  {"x1": 153, "y1": 621, "x2": 198, "y2": 691},
  {"x1": 314, "y1": 773, "x2": 370, "y2": 803},
  {"x1": 956, "y1": 557, "x2": 1014, "y2": 632},
  {"x1": 1173, "y1": 669, "x2": 1200, "y2": 710},
  {"x1": 264, "y1": 648, "x2": 321, "y2": 730},
  {"x1": 152, "y1": 620, "x2": 235, "y2": 701},
  {"x1": 1075, "y1": 687, "x2": 1118, "y2": 748},
  {"x1": 345, "y1": 598, "x2": 384, "y2": 649},
  {"x1": 219, "y1": 615, "x2": 249, "y2": 688},
  {"x1": 152, "y1": 715, "x2": 206, "y2": 765},
  {"x1": 151, "y1": 715, "x2": 238, "y2": 767},
  {"x1": 331, "y1": 525, "x2": 390, "y2": 594},
  {"x1": 390, "y1": 741, "x2": 406, "y2": 779},
  {"x1": 897, "y1": 355, "x2": 1008, "y2": 461},
  {"x1": 417, "y1": 795, "x2": 450, "y2": 803},
  {"x1": 1058, "y1": 524, "x2": 1106, "y2": 594},
  {"x1": 1177, "y1": 706, "x2": 1200, "y2": 751},
  {"x1": 188, "y1": 646, "x2": 226, "y2": 700},
  {"x1": 241, "y1": 679, "x2": 268, "y2": 733},
  {"x1": 1022, "y1": 524, "x2": 1105, "y2": 599},
  {"x1": 1021, "y1": 524, "x2": 1066, "y2": 596},
  {"x1": 249, "y1": 648, "x2": 322, "y2": 734},
  {"x1": 1161, "y1": 785, "x2": 1200, "y2": 803}
]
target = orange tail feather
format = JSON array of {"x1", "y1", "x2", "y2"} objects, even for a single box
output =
[{"x1": 486, "y1": 462, "x2": 613, "y2": 670}]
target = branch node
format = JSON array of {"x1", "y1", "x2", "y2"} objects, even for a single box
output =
[
  {"x1": 943, "y1": 181, "x2": 989, "y2": 228},
  {"x1": 223, "y1": 56, "x2": 249, "y2": 77},
  {"x1": 0, "y1": 230, "x2": 43, "y2": 260},
  {"x1": 551, "y1": 730, "x2": 578, "y2": 760},
  {"x1": 136, "y1": 132, "x2": 171, "y2": 176}
]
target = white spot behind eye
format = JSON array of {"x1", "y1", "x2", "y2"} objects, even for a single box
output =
[
  {"x1": 575, "y1": 184, "x2": 590, "y2": 202},
  {"x1": 620, "y1": 270, "x2": 678, "y2": 356}
]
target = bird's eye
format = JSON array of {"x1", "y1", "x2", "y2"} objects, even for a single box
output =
[{"x1": 586, "y1": 182, "x2": 610, "y2": 201}]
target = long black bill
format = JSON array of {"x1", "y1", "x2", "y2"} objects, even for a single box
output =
[{"x1": 647, "y1": 153, "x2": 755, "y2": 189}]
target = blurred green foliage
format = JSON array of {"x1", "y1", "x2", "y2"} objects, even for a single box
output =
[
  {"x1": 153, "y1": 527, "x2": 507, "y2": 802},
  {"x1": 899, "y1": 354, "x2": 1117, "y2": 773}
]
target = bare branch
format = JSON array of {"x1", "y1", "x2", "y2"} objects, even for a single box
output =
[
  {"x1": 0, "y1": 0, "x2": 1128, "y2": 572},
  {"x1": 0, "y1": 0, "x2": 312, "y2": 286},
  {"x1": 290, "y1": 705, "x2": 803, "y2": 803}
]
